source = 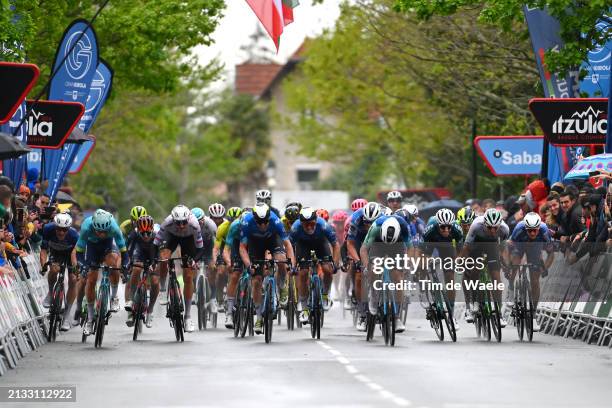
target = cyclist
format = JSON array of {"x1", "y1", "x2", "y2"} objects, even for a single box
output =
[
  {"x1": 239, "y1": 203, "x2": 295, "y2": 334},
  {"x1": 331, "y1": 210, "x2": 348, "y2": 247},
  {"x1": 291, "y1": 207, "x2": 340, "y2": 323},
  {"x1": 404, "y1": 204, "x2": 425, "y2": 246},
  {"x1": 316, "y1": 208, "x2": 330, "y2": 223},
  {"x1": 459, "y1": 208, "x2": 510, "y2": 327},
  {"x1": 506, "y1": 212, "x2": 554, "y2": 332},
  {"x1": 456, "y1": 206, "x2": 476, "y2": 237},
  {"x1": 421, "y1": 208, "x2": 463, "y2": 328},
  {"x1": 125, "y1": 215, "x2": 160, "y2": 328},
  {"x1": 342, "y1": 198, "x2": 368, "y2": 311},
  {"x1": 202, "y1": 204, "x2": 224, "y2": 312},
  {"x1": 386, "y1": 190, "x2": 403, "y2": 212},
  {"x1": 222, "y1": 208, "x2": 247, "y2": 329},
  {"x1": 154, "y1": 205, "x2": 206, "y2": 333},
  {"x1": 212, "y1": 206, "x2": 241, "y2": 312},
  {"x1": 77, "y1": 209, "x2": 129, "y2": 336},
  {"x1": 255, "y1": 189, "x2": 280, "y2": 217},
  {"x1": 120, "y1": 205, "x2": 147, "y2": 237},
  {"x1": 455, "y1": 206, "x2": 477, "y2": 322},
  {"x1": 347, "y1": 202, "x2": 382, "y2": 331},
  {"x1": 361, "y1": 214, "x2": 412, "y2": 333},
  {"x1": 40, "y1": 213, "x2": 79, "y2": 331},
  {"x1": 281, "y1": 203, "x2": 301, "y2": 233}
]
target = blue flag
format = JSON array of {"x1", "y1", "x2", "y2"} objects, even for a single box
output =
[{"x1": 44, "y1": 19, "x2": 99, "y2": 199}]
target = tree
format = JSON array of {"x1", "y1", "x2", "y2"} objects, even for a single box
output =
[{"x1": 394, "y1": 0, "x2": 612, "y2": 74}]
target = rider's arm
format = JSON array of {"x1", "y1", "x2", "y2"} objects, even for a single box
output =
[{"x1": 40, "y1": 248, "x2": 48, "y2": 266}]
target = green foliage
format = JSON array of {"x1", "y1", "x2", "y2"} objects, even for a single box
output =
[
  {"x1": 283, "y1": 0, "x2": 532, "y2": 200},
  {"x1": 394, "y1": 0, "x2": 612, "y2": 73}
]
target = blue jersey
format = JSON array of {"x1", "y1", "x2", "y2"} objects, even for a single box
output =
[
  {"x1": 240, "y1": 212, "x2": 288, "y2": 244},
  {"x1": 290, "y1": 217, "x2": 337, "y2": 244},
  {"x1": 76, "y1": 216, "x2": 127, "y2": 253},
  {"x1": 347, "y1": 208, "x2": 373, "y2": 243},
  {"x1": 225, "y1": 219, "x2": 241, "y2": 248},
  {"x1": 365, "y1": 215, "x2": 412, "y2": 246},
  {"x1": 41, "y1": 223, "x2": 79, "y2": 253},
  {"x1": 509, "y1": 221, "x2": 553, "y2": 262}
]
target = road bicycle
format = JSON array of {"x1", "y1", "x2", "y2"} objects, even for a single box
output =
[
  {"x1": 419, "y1": 265, "x2": 456, "y2": 342},
  {"x1": 472, "y1": 260, "x2": 502, "y2": 342},
  {"x1": 43, "y1": 259, "x2": 70, "y2": 342},
  {"x1": 233, "y1": 267, "x2": 254, "y2": 338},
  {"x1": 511, "y1": 263, "x2": 538, "y2": 342},
  {"x1": 159, "y1": 257, "x2": 188, "y2": 342},
  {"x1": 299, "y1": 252, "x2": 332, "y2": 340},
  {"x1": 366, "y1": 266, "x2": 399, "y2": 346},
  {"x1": 130, "y1": 259, "x2": 155, "y2": 341}
]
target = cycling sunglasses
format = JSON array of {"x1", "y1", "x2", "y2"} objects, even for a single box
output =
[
  {"x1": 255, "y1": 218, "x2": 269, "y2": 225},
  {"x1": 56, "y1": 227, "x2": 69, "y2": 233},
  {"x1": 174, "y1": 220, "x2": 188, "y2": 226},
  {"x1": 303, "y1": 220, "x2": 317, "y2": 228},
  {"x1": 439, "y1": 225, "x2": 452, "y2": 230},
  {"x1": 139, "y1": 230, "x2": 154, "y2": 237},
  {"x1": 486, "y1": 225, "x2": 499, "y2": 230},
  {"x1": 526, "y1": 227, "x2": 539, "y2": 233}
]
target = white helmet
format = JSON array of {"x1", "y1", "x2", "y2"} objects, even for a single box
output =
[
  {"x1": 483, "y1": 208, "x2": 503, "y2": 227},
  {"x1": 404, "y1": 204, "x2": 418, "y2": 217},
  {"x1": 253, "y1": 203, "x2": 271, "y2": 223},
  {"x1": 171, "y1": 205, "x2": 191, "y2": 222},
  {"x1": 363, "y1": 202, "x2": 382, "y2": 222},
  {"x1": 387, "y1": 190, "x2": 402, "y2": 201},
  {"x1": 435, "y1": 208, "x2": 455, "y2": 226},
  {"x1": 208, "y1": 203, "x2": 226, "y2": 218},
  {"x1": 381, "y1": 217, "x2": 401, "y2": 243},
  {"x1": 54, "y1": 212, "x2": 72, "y2": 228},
  {"x1": 524, "y1": 212, "x2": 541, "y2": 229},
  {"x1": 154, "y1": 223, "x2": 161, "y2": 234},
  {"x1": 255, "y1": 189, "x2": 271, "y2": 203}
]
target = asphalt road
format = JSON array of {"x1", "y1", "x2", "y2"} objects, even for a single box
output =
[{"x1": 2, "y1": 294, "x2": 611, "y2": 408}]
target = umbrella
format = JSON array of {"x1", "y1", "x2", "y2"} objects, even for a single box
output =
[
  {"x1": 66, "y1": 128, "x2": 95, "y2": 144},
  {"x1": 55, "y1": 190, "x2": 79, "y2": 206},
  {"x1": 564, "y1": 153, "x2": 612, "y2": 181},
  {"x1": 420, "y1": 199, "x2": 463, "y2": 222},
  {"x1": 0, "y1": 132, "x2": 31, "y2": 160}
]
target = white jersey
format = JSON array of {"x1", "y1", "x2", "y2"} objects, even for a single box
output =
[{"x1": 154, "y1": 214, "x2": 203, "y2": 248}]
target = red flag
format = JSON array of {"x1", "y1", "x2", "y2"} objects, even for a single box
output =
[{"x1": 245, "y1": 0, "x2": 285, "y2": 50}]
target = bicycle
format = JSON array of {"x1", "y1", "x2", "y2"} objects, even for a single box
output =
[
  {"x1": 299, "y1": 252, "x2": 331, "y2": 340},
  {"x1": 131, "y1": 259, "x2": 155, "y2": 341},
  {"x1": 43, "y1": 260, "x2": 69, "y2": 342},
  {"x1": 159, "y1": 257, "x2": 188, "y2": 342},
  {"x1": 81, "y1": 264, "x2": 123, "y2": 348},
  {"x1": 254, "y1": 259, "x2": 290, "y2": 344},
  {"x1": 348, "y1": 259, "x2": 362, "y2": 328},
  {"x1": 233, "y1": 267, "x2": 254, "y2": 338},
  {"x1": 472, "y1": 260, "x2": 502, "y2": 342},
  {"x1": 366, "y1": 266, "x2": 399, "y2": 346},
  {"x1": 510, "y1": 263, "x2": 537, "y2": 342},
  {"x1": 195, "y1": 261, "x2": 213, "y2": 330},
  {"x1": 419, "y1": 265, "x2": 456, "y2": 342},
  {"x1": 286, "y1": 271, "x2": 300, "y2": 330}
]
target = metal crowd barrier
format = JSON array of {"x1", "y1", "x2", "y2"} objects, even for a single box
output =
[
  {"x1": 0, "y1": 251, "x2": 48, "y2": 376},
  {"x1": 536, "y1": 251, "x2": 612, "y2": 347}
]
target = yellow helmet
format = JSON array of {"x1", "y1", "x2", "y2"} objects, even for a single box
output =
[{"x1": 130, "y1": 206, "x2": 148, "y2": 221}]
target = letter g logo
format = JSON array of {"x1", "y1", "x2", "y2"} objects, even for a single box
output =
[{"x1": 64, "y1": 30, "x2": 93, "y2": 80}]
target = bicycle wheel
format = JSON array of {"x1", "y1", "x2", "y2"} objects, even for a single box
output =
[
  {"x1": 525, "y1": 277, "x2": 534, "y2": 342},
  {"x1": 197, "y1": 275, "x2": 206, "y2": 331},
  {"x1": 515, "y1": 284, "x2": 524, "y2": 341},
  {"x1": 390, "y1": 301, "x2": 396, "y2": 347},
  {"x1": 382, "y1": 304, "x2": 391, "y2": 346},
  {"x1": 481, "y1": 300, "x2": 491, "y2": 342},
  {"x1": 366, "y1": 312, "x2": 375, "y2": 341},
  {"x1": 490, "y1": 293, "x2": 502, "y2": 343},
  {"x1": 286, "y1": 277, "x2": 295, "y2": 331},
  {"x1": 248, "y1": 299, "x2": 255, "y2": 337},
  {"x1": 427, "y1": 288, "x2": 444, "y2": 341},
  {"x1": 475, "y1": 311, "x2": 482, "y2": 338},
  {"x1": 95, "y1": 287, "x2": 109, "y2": 348},
  {"x1": 132, "y1": 286, "x2": 144, "y2": 341},
  {"x1": 442, "y1": 294, "x2": 457, "y2": 342},
  {"x1": 264, "y1": 284, "x2": 274, "y2": 344},
  {"x1": 239, "y1": 299, "x2": 249, "y2": 338}
]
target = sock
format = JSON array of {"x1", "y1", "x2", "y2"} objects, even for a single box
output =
[
  {"x1": 111, "y1": 284, "x2": 118, "y2": 299},
  {"x1": 87, "y1": 303, "x2": 95, "y2": 323},
  {"x1": 226, "y1": 298, "x2": 235, "y2": 313},
  {"x1": 147, "y1": 303, "x2": 155, "y2": 314},
  {"x1": 62, "y1": 302, "x2": 73, "y2": 322},
  {"x1": 256, "y1": 303, "x2": 263, "y2": 319}
]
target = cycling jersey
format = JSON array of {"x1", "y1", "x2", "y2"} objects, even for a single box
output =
[
  {"x1": 127, "y1": 231, "x2": 158, "y2": 264},
  {"x1": 41, "y1": 222, "x2": 79, "y2": 254},
  {"x1": 214, "y1": 219, "x2": 231, "y2": 249},
  {"x1": 421, "y1": 219, "x2": 463, "y2": 258},
  {"x1": 290, "y1": 217, "x2": 337, "y2": 244},
  {"x1": 120, "y1": 219, "x2": 133, "y2": 238},
  {"x1": 280, "y1": 215, "x2": 294, "y2": 233},
  {"x1": 76, "y1": 216, "x2": 127, "y2": 252},
  {"x1": 240, "y1": 212, "x2": 287, "y2": 243},
  {"x1": 464, "y1": 216, "x2": 510, "y2": 244},
  {"x1": 409, "y1": 217, "x2": 426, "y2": 246},
  {"x1": 225, "y1": 219, "x2": 244, "y2": 269},
  {"x1": 154, "y1": 214, "x2": 203, "y2": 248},
  {"x1": 199, "y1": 216, "x2": 217, "y2": 245},
  {"x1": 509, "y1": 221, "x2": 553, "y2": 264},
  {"x1": 347, "y1": 208, "x2": 373, "y2": 243},
  {"x1": 363, "y1": 215, "x2": 412, "y2": 247}
]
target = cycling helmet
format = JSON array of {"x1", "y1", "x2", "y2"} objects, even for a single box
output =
[
  {"x1": 404, "y1": 204, "x2": 418, "y2": 217},
  {"x1": 227, "y1": 206, "x2": 242, "y2": 221},
  {"x1": 394, "y1": 209, "x2": 409, "y2": 221},
  {"x1": 381, "y1": 217, "x2": 401, "y2": 243},
  {"x1": 252, "y1": 203, "x2": 271, "y2": 223},
  {"x1": 316, "y1": 208, "x2": 330, "y2": 221},
  {"x1": 435, "y1": 208, "x2": 455, "y2": 226},
  {"x1": 54, "y1": 213, "x2": 72, "y2": 228},
  {"x1": 332, "y1": 210, "x2": 348, "y2": 222},
  {"x1": 136, "y1": 215, "x2": 154, "y2": 233},
  {"x1": 286, "y1": 201, "x2": 303, "y2": 211},
  {"x1": 130, "y1": 206, "x2": 147, "y2": 221},
  {"x1": 524, "y1": 212, "x2": 541, "y2": 229},
  {"x1": 171, "y1": 205, "x2": 191, "y2": 222},
  {"x1": 154, "y1": 223, "x2": 161, "y2": 234},
  {"x1": 351, "y1": 198, "x2": 368, "y2": 212},
  {"x1": 457, "y1": 206, "x2": 475, "y2": 224},
  {"x1": 387, "y1": 190, "x2": 402, "y2": 201},
  {"x1": 381, "y1": 206, "x2": 393, "y2": 216},
  {"x1": 299, "y1": 207, "x2": 317, "y2": 222},
  {"x1": 208, "y1": 203, "x2": 226, "y2": 218},
  {"x1": 191, "y1": 207, "x2": 205, "y2": 221},
  {"x1": 92, "y1": 209, "x2": 113, "y2": 232},
  {"x1": 483, "y1": 208, "x2": 503, "y2": 227},
  {"x1": 363, "y1": 202, "x2": 382, "y2": 222},
  {"x1": 255, "y1": 189, "x2": 271, "y2": 203},
  {"x1": 284, "y1": 205, "x2": 300, "y2": 222}
]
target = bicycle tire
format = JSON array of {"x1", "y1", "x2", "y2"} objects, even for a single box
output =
[
  {"x1": 95, "y1": 287, "x2": 109, "y2": 348},
  {"x1": 383, "y1": 303, "x2": 391, "y2": 346},
  {"x1": 390, "y1": 301, "x2": 396, "y2": 347},
  {"x1": 264, "y1": 282, "x2": 274, "y2": 343},
  {"x1": 428, "y1": 290, "x2": 444, "y2": 341},
  {"x1": 287, "y1": 277, "x2": 295, "y2": 330},
  {"x1": 239, "y1": 300, "x2": 249, "y2": 338},
  {"x1": 481, "y1": 300, "x2": 491, "y2": 342},
  {"x1": 366, "y1": 312, "x2": 375, "y2": 341},
  {"x1": 48, "y1": 314, "x2": 57, "y2": 342},
  {"x1": 515, "y1": 283, "x2": 524, "y2": 341},
  {"x1": 197, "y1": 275, "x2": 206, "y2": 331},
  {"x1": 442, "y1": 295, "x2": 457, "y2": 342},
  {"x1": 133, "y1": 287, "x2": 144, "y2": 341},
  {"x1": 310, "y1": 278, "x2": 320, "y2": 339},
  {"x1": 525, "y1": 278, "x2": 534, "y2": 342},
  {"x1": 490, "y1": 294, "x2": 502, "y2": 342},
  {"x1": 248, "y1": 299, "x2": 255, "y2": 337}
]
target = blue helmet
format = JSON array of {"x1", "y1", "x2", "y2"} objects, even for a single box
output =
[
  {"x1": 92, "y1": 209, "x2": 113, "y2": 232},
  {"x1": 191, "y1": 207, "x2": 205, "y2": 221}
]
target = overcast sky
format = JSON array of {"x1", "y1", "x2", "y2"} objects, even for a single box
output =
[{"x1": 194, "y1": 0, "x2": 343, "y2": 89}]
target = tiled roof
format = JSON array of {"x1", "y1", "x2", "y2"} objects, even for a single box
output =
[{"x1": 235, "y1": 63, "x2": 283, "y2": 97}]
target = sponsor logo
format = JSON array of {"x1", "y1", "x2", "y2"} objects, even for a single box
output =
[
  {"x1": 493, "y1": 149, "x2": 542, "y2": 165},
  {"x1": 64, "y1": 30, "x2": 93, "y2": 80},
  {"x1": 551, "y1": 106, "x2": 607, "y2": 136},
  {"x1": 28, "y1": 110, "x2": 53, "y2": 137}
]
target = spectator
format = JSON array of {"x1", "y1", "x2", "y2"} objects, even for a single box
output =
[
  {"x1": 482, "y1": 198, "x2": 495, "y2": 211},
  {"x1": 545, "y1": 192, "x2": 564, "y2": 239},
  {"x1": 0, "y1": 185, "x2": 13, "y2": 223},
  {"x1": 495, "y1": 200, "x2": 508, "y2": 219},
  {"x1": 550, "y1": 182, "x2": 565, "y2": 195},
  {"x1": 559, "y1": 191, "x2": 584, "y2": 238}
]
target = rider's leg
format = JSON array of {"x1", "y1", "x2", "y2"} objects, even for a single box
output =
[
  {"x1": 252, "y1": 274, "x2": 263, "y2": 318},
  {"x1": 106, "y1": 252, "x2": 120, "y2": 299},
  {"x1": 215, "y1": 262, "x2": 227, "y2": 304},
  {"x1": 158, "y1": 249, "x2": 171, "y2": 291},
  {"x1": 297, "y1": 267, "x2": 308, "y2": 309},
  {"x1": 226, "y1": 267, "x2": 240, "y2": 313},
  {"x1": 46, "y1": 264, "x2": 59, "y2": 300},
  {"x1": 62, "y1": 269, "x2": 78, "y2": 322},
  {"x1": 148, "y1": 273, "x2": 160, "y2": 313},
  {"x1": 183, "y1": 265, "x2": 194, "y2": 319},
  {"x1": 85, "y1": 268, "x2": 99, "y2": 322}
]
